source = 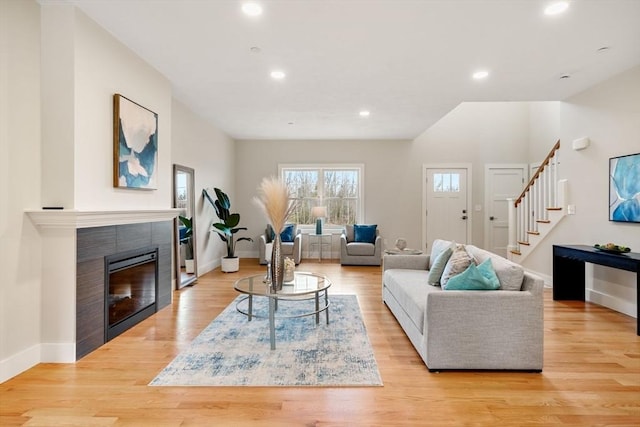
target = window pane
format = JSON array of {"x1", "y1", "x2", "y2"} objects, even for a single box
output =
[
  {"x1": 451, "y1": 173, "x2": 460, "y2": 192},
  {"x1": 434, "y1": 173, "x2": 442, "y2": 192},
  {"x1": 324, "y1": 170, "x2": 358, "y2": 198},
  {"x1": 281, "y1": 166, "x2": 361, "y2": 225},
  {"x1": 283, "y1": 170, "x2": 318, "y2": 198}
]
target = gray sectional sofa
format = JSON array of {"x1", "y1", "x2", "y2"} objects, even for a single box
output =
[{"x1": 382, "y1": 239, "x2": 544, "y2": 371}]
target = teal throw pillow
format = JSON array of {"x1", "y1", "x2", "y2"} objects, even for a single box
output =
[
  {"x1": 427, "y1": 246, "x2": 453, "y2": 286},
  {"x1": 476, "y1": 258, "x2": 500, "y2": 289},
  {"x1": 443, "y1": 260, "x2": 500, "y2": 291},
  {"x1": 280, "y1": 224, "x2": 295, "y2": 242},
  {"x1": 354, "y1": 224, "x2": 377, "y2": 243}
]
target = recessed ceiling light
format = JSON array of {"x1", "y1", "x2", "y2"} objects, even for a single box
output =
[
  {"x1": 472, "y1": 70, "x2": 489, "y2": 80},
  {"x1": 544, "y1": 1, "x2": 569, "y2": 15},
  {"x1": 270, "y1": 70, "x2": 286, "y2": 80},
  {"x1": 559, "y1": 74, "x2": 571, "y2": 79},
  {"x1": 242, "y1": 2, "x2": 263, "y2": 17},
  {"x1": 250, "y1": 46, "x2": 261, "y2": 54},
  {"x1": 359, "y1": 110, "x2": 370, "y2": 117}
]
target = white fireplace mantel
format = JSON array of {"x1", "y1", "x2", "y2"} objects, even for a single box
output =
[{"x1": 25, "y1": 208, "x2": 181, "y2": 229}]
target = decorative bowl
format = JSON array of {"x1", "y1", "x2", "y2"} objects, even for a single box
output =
[{"x1": 594, "y1": 243, "x2": 631, "y2": 254}]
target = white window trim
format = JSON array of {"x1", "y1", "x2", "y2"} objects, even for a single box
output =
[{"x1": 278, "y1": 163, "x2": 365, "y2": 232}]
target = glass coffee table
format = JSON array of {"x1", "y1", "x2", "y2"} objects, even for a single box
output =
[{"x1": 233, "y1": 271, "x2": 331, "y2": 350}]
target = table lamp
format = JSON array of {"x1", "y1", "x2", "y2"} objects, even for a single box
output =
[{"x1": 311, "y1": 206, "x2": 327, "y2": 234}]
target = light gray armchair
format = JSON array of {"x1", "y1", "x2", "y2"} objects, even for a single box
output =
[
  {"x1": 340, "y1": 224, "x2": 382, "y2": 266},
  {"x1": 259, "y1": 224, "x2": 302, "y2": 265}
]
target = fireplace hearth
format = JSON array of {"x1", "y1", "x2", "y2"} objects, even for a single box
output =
[{"x1": 105, "y1": 247, "x2": 158, "y2": 341}]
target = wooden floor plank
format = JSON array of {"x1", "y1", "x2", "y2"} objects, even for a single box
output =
[{"x1": 1, "y1": 259, "x2": 639, "y2": 426}]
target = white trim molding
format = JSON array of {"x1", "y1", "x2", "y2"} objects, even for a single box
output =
[{"x1": 25, "y1": 209, "x2": 181, "y2": 229}]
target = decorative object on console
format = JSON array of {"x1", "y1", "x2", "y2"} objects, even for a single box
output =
[
  {"x1": 312, "y1": 206, "x2": 327, "y2": 234},
  {"x1": 284, "y1": 257, "x2": 295, "y2": 282},
  {"x1": 113, "y1": 94, "x2": 158, "y2": 190},
  {"x1": 594, "y1": 243, "x2": 631, "y2": 254},
  {"x1": 395, "y1": 238, "x2": 407, "y2": 250},
  {"x1": 203, "y1": 187, "x2": 253, "y2": 273},
  {"x1": 254, "y1": 177, "x2": 297, "y2": 291},
  {"x1": 609, "y1": 152, "x2": 640, "y2": 223}
]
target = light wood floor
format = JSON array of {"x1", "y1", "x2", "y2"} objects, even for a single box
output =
[{"x1": 1, "y1": 259, "x2": 639, "y2": 426}]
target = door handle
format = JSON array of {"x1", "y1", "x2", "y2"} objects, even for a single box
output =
[
  {"x1": 490, "y1": 216, "x2": 496, "y2": 220},
  {"x1": 461, "y1": 215, "x2": 468, "y2": 220}
]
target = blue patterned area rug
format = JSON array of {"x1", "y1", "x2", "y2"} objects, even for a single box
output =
[{"x1": 149, "y1": 294, "x2": 382, "y2": 387}]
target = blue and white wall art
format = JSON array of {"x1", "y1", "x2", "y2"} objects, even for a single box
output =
[
  {"x1": 113, "y1": 94, "x2": 158, "y2": 189},
  {"x1": 609, "y1": 152, "x2": 640, "y2": 223}
]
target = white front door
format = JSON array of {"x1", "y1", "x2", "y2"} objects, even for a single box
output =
[
  {"x1": 485, "y1": 165, "x2": 526, "y2": 257},
  {"x1": 423, "y1": 166, "x2": 470, "y2": 252}
]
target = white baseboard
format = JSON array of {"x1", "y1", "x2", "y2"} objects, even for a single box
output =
[
  {"x1": 0, "y1": 344, "x2": 40, "y2": 383},
  {"x1": 41, "y1": 343, "x2": 76, "y2": 363},
  {"x1": 198, "y1": 258, "x2": 219, "y2": 275},
  {"x1": 587, "y1": 289, "x2": 637, "y2": 318},
  {"x1": 0, "y1": 342, "x2": 75, "y2": 384}
]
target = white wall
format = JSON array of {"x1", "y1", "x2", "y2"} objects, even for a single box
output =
[
  {"x1": 234, "y1": 139, "x2": 412, "y2": 257},
  {"x1": 524, "y1": 66, "x2": 640, "y2": 317},
  {"x1": 1, "y1": 1, "x2": 175, "y2": 382},
  {"x1": 171, "y1": 99, "x2": 235, "y2": 274},
  {"x1": 236, "y1": 104, "x2": 535, "y2": 257},
  {"x1": 0, "y1": 0, "x2": 44, "y2": 382}
]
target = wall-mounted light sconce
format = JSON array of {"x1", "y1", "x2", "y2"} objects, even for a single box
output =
[{"x1": 572, "y1": 137, "x2": 590, "y2": 151}]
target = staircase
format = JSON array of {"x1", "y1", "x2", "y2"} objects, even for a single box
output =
[{"x1": 507, "y1": 140, "x2": 567, "y2": 262}]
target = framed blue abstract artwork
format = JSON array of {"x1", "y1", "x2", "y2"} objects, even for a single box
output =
[
  {"x1": 113, "y1": 94, "x2": 158, "y2": 189},
  {"x1": 609, "y1": 152, "x2": 640, "y2": 223}
]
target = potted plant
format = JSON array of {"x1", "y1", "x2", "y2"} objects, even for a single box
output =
[
  {"x1": 178, "y1": 216, "x2": 195, "y2": 273},
  {"x1": 203, "y1": 187, "x2": 253, "y2": 272}
]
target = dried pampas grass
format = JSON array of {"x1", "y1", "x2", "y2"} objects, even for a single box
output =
[{"x1": 254, "y1": 177, "x2": 296, "y2": 233}]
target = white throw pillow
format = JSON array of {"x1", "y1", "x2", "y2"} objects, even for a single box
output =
[
  {"x1": 429, "y1": 240, "x2": 456, "y2": 269},
  {"x1": 441, "y1": 244, "x2": 475, "y2": 287}
]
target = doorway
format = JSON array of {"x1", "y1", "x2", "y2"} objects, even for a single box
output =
[
  {"x1": 173, "y1": 164, "x2": 197, "y2": 288},
  {"x1": 422, "y1": 164, "x2": 472, "y2": 252},
  {"x1": 484, "y1": 164, "x2": 527, "y2": 257}
]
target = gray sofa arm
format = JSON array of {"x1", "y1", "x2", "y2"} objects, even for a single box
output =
[
  {"x1": 423, "y1": 275, "x2": 544, "y2": 370},
  {"x1": 258, "y1": 234, "x2": 268, "y2": 265},
  {"x1": 383, "y1": 254, "x2": 430, "y2": 271}
]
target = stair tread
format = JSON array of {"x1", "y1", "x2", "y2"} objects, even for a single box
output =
[
  {"x1": 510, "y1": 250, "x2": 521, "y2": 255},
  {"x1": 527, "y1": 231, "x2": 540, "y2": 235},
  {"x1": 517, "y1": 241, "x2": 530, "y2": 246},
  {"x1": 536, "y1": 220, "x2": 551, "y2": 223},
  {"x1": 546, "y1": 207, "x2": 563, "y2": 211}
]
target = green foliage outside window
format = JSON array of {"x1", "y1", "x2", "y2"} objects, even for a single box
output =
[{"x1": 282, "y1": 167, "x2": 360, "y2": 226}]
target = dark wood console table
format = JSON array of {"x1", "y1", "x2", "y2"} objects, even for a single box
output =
[{"x1": 553, "y1": 245, "x2": 640, "y2": 335}]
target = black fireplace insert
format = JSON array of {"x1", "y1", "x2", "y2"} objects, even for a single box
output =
[{"x1": 105, "y1": 246, "x2": 159, "y2": 341}]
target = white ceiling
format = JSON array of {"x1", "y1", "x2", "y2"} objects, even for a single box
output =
[{"x1": 50, "y1": 0, "x2": 640, "y2": 140}]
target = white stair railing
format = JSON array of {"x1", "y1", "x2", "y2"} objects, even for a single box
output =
[{"x1": 508, "y1": 140, "x2": 561, "y2": 256}]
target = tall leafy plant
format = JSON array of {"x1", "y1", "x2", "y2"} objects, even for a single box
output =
[
  {"x1": 203, "y1": 188, "x2": 253, "y2": 258},
  {"x1": 178, "y1": 216, "x2": 193, "y2": 259}
]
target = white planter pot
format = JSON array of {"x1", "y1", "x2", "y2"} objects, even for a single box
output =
[
  {"x1": 185, "y1": 259, "x2": 195, "y2": 274},
  {"x1": 221, "y1": 257, "x2": 239, "y2": 273}
]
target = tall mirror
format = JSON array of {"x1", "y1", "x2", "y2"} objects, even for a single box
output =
[{"x1": 173, "y1": 164, "x2": 197, "y2": 288}]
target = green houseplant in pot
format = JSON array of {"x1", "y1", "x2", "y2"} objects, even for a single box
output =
[
  {"x1": 178, "y1": 216, "x2": 195, "y2": 273},
  {"x1": 203, "y1": 187, "x2": 253, "y2": 273}
]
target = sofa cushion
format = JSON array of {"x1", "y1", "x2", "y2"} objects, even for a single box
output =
[
  {"x1": 346, "y1": 242, "x2": 375, "y2": 256},
  {"x1": 443, "y1": 259, "x2": 500, "y2": 290},
  {"x1": 280, "y1": 224, "x2": 295, "y2": 242},
  {"x1": 429, "y1": 239, "x2": 455, "y2": 269},
  {"x1": 354, "y1": 224, "x2": 377, "y2": 243},
  {"x1": 466, "y1": 245, "x2": 524, "y2": 291},
  {"x1": 344, "y1": 224, "x2": 354, "y2": 242},
  {"x1": 441, "y1": 244, "x2": 475, "y2": 287},
  {"x1": 384, "y1": 269, "x2": 440, "y2": 334},
  {"x1": 427, "y1": 246, "x2": 453, "y2": 286}
]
